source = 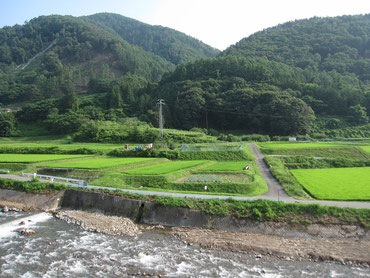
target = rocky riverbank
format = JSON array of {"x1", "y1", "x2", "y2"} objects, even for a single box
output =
[
  {"x1": 55, "y1": 210, "x2": 141, "y2": 237},
  {"x1": 53, "y1": 209, "x2": 370, "y2": 268},
  {"x1": 172, "y1": 227, "x2": 370, "y2": 267}
]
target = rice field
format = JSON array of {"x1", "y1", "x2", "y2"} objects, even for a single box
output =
[
  {"x1": 184, "y1": 174, "x2": 249, "y2": 183},
  {"x1": 43, "y1": 157, "x2": 160, "y2": 169},
  {"x1": 0, "y1": 154, "x2": 90, "y2": 163},
  {"x1": 361, "y1": 146, "x2": 370, "y2": 153},
  {"x1": 291, "y1": 167, "x2": 370, "y2": 200},
  {"x1": 197, "y1": 161, "x2": 250, "y2": 172},
  {"x1": 122, "y1": 160, "x2": 210, "y2": 175},
  {"x1": 0, "y1": 142, "x2": 134, "y2": 151},
  {"x1": 259, "y1": 142, "x2": 346, "y2": 150}
]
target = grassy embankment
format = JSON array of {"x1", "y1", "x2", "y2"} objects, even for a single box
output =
[{"x1": 0, "y1": 177, "x2": 369, "y2": 227}]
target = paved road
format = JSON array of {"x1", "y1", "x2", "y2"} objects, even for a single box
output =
[{"x1": 1, "y1": 147, "x2": 369, "y2": 209}]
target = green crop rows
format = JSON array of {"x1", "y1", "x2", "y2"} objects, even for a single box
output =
[
  {"x1": 197, "y1": 161, "x2": 250, "y2": 173},
  {"x1": 0, "y1": 154, "x2": 90, "y2": 163},
  {"x1": 122, "y1": 160, "x2": 210, "y2": 175},
  {"x1": 291, "y1": 167, "x2": 370, "y2": 201},
  {"x1": 259, "y1": 142, "x2": 345, "y2": 149},
  {"x1": 43, "y1": 157, "x2": 160, "y2": 169}
]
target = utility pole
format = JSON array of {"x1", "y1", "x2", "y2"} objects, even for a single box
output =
[{"x1": 157, "y1": 99, "x2": 165, "y2": 138}]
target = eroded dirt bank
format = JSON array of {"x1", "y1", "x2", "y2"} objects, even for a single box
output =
[
  {"x1": 0, "y1": 189, "x2": 64, "y2": 212},
  {"x1": 172, "y1": 227, "x2": 370, "y2": 267}
]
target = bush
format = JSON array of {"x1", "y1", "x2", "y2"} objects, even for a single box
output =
[
  {"x1": 109, "y1": 148, "x2": 252, "y2": 161},
  {"x1": 241, "y1": 134, "x2": 270, "y2": 142},
  {"x1": 0, "y1": 178, "x2": 64, "y2": 192}
]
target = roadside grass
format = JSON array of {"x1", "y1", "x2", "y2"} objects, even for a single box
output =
[
  {"x1": 361, "y1": 146, "x2": 370, "y2": 153},
  {"x1": 0, "y1": 154, "x2": 90, "y2": 163},
  {"x1": 291, "y1": 167, "x2": 370, "y2": 201},
  {"x1": 121, "y1": 160, "x2": 211, "y2": 175},
  {"x1": 42, "y1": 157, "x2": 160, "y2": 169}
]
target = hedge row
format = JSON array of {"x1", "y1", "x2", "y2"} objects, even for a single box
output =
[
  {"x1": 280, "y1": 156, "x2": 370, "y2": 169},
  {"x1": 0, "y1": 178, "x2": 64, "y2": 192},
  {"x1": 0, "y1": 147, "x2": 100, "y2": 155},
  {"x1": 109, "y1": 148, "x2": 252, "y2": 161}
]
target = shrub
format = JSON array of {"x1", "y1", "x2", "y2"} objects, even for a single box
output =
[{"x1": 0, "y1": 178, "x2": 64, "y2": 192}]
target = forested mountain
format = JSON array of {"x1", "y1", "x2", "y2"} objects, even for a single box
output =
[
  {"x1": 222, "y1": 14, "x2": 370, "y2": 82},
  {"x1": 0, "y1": 13, "x2": 368, "y2": 138},
  {"x1": 0, "y1": 15, "x2": 176, "y2": 104},
  {"x1": 149, "y1": 56, "x2": 316, "y2": 135},
  {"x1": 82, "y1": 13, "x2": 220, "y2": 65}
]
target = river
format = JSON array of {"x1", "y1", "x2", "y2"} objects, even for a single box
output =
[{"x1": 0, "y1": 211, "x2": 369, "y2": 277}]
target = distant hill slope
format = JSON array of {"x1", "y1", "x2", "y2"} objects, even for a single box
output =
[
  {"x1": 82, "y1": 13, "x2": 220, "y2": 65},
  {"x1": 222, "y1": 14, "x2": 370, "y2": 82},
  {"x1": 0, "y1": 15, "x2": 175, "y2": 103}
]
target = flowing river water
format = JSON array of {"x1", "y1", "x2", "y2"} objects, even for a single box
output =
[{"x1": 0, "y1": 211, "x2": 369, "y2": 278}]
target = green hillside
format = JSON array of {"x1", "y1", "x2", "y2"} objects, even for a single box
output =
[
  {"x1": 0, "y1": 15, "x2": 176, "y2": 105},
  {"x1": 82, "y1": 13, "x2": 220, "y2": 65},
  {"x1": 222, "y1": 14, "x2": 370, "y2": 82},
  {"x1": 0, "y1": 13, "x2": 368, "y2": 139}
]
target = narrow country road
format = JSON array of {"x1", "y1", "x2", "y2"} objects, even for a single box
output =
[{"x1": 1, "y1": 146, "x2": 369, "y2": 209}]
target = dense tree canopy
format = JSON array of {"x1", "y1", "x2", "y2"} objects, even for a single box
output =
[
  {"x1": 82, "y1": 13, "x2": 220, "y2": 65},
  {"x1": 222, "y1": 14, "x2": 370, "y2": 83}
]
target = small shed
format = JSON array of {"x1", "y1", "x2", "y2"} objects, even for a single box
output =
[{"x1": 289, "y1": 137, "x2": 297, "y2": 142}]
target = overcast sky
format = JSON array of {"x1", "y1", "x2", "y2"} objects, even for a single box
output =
[{"x1": 1, "y1": 0, "x2": 369, "y2": 50}]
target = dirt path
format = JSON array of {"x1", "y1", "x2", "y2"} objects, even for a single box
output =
[{"x1": 249, "y1": 143, "x2": 293, "y2": 201}]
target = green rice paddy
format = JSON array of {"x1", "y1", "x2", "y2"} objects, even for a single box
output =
[
  {"x1": 43, "y1": 157, "x2": 160, "y2": 169},
  {"x1": 122, "y1": 160, "x2": 210, "y2": 175},
  {"x1": 291, "y1": 167, "x2": 370, "y2": 200},
  {"x1": 259, "y1": 142, "x2": 345, "y2": 149},
  {"x1": 197, "y1": 161, "x2": 250, "y2": 172},
  {"x1": 0, "y1": 154, "x2": 90, "y2": 163}
]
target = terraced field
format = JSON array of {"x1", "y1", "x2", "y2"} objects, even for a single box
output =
[
  {"x1": 43, "y1": 157, "x2": 160, "y2": 169},
  {"x1": 0, "y1": 154, "x2": 90, "y2": 163},
  {"x1": 259, "y1": 142, "x2": 345, "y2": 149},
  {"x1": 121, "y1": 160, "x2": 210, "y2": 175},
  {"x1": 196, "y1": 161, "x2": 250, "y2": 173},
  {"x1": 291, "y1": 167, "x2": 370, "y2": 200}
]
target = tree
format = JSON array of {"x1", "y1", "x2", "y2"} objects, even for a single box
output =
[
  {"x1": 0, "y1": 112, "x2": 17, "y2": 137},
  {"x1": 107, "y1": 85, "x2": 123, "y2": 109},
  {"x1": 348, "y1": 104, "x2": 368, "y2": 125}
]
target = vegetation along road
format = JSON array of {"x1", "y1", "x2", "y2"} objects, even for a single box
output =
[{"x1": 1, "y1": 144, "x2": 369, "y2": 209}]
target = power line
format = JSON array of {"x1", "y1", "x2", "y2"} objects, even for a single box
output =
[{"x1": 157, "y1": 99, "x2": 165, "y2": 138}]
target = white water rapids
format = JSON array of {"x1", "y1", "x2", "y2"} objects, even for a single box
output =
[{"x1": 0, "y1": 212, "x2": 368, "y2": 277}]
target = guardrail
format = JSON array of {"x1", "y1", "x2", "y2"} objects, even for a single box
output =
[{"x1": 22, "y1": 172, "x2": 88, "y2": 186}]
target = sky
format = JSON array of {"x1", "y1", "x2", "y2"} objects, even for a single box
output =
[{"x1": 0, "y1": 0, "x2": 370, "y2": 50}]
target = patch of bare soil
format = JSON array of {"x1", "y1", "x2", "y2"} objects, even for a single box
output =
[
  {"x1": 55, "y1": 210, "x2": 141, "y2": 237},
  {"x1": 172, "y1": 227, "x2": 370, "y2": 267},
  {"x1": 0, "y1": 200, "x2": 33, "y2": 211}
]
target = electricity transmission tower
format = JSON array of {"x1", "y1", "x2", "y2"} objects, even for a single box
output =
[{"x1": 157, "y1": 99, "x2": 165, "y2": 138}]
